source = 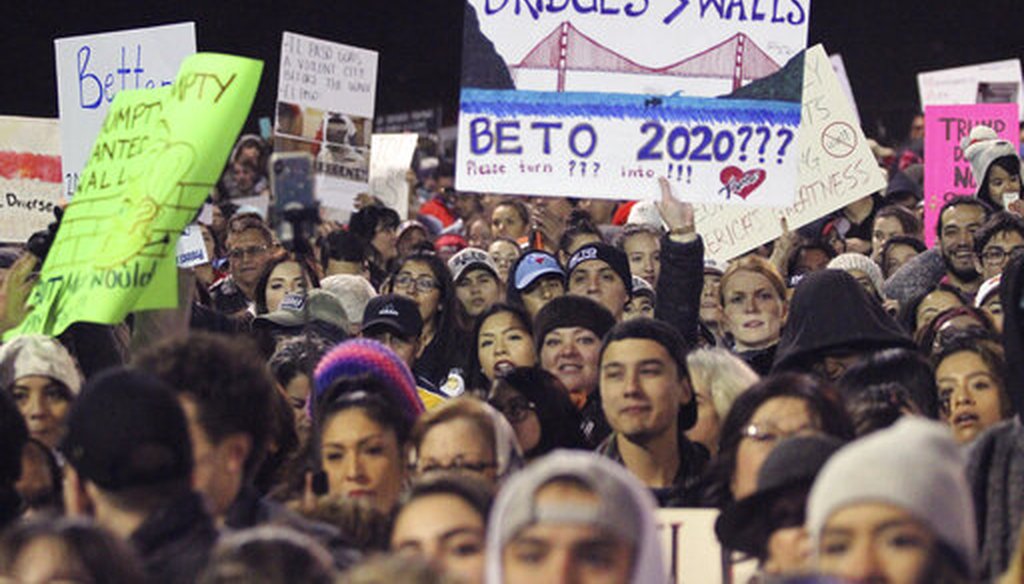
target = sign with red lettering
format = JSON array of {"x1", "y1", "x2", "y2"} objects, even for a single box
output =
[
  {"x1": 923, "y1": 104, "x2": 1019, "y2": 247},
  {"x1": 0, "y1": 117, "x2": 62, "y2": 243}
]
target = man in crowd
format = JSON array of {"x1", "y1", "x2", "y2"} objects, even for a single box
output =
[
  {"x1": 596, "y1": 318, "x2": 707, "y2": 507},
  {"x1": 133, "y1": 332, "x2": 359, "y2": 567},
  {"x1": 974, "y1": 211, "x2": 1024, "y2": 282},
  {"x1": 486, "y1": 450, "x2": 667, "y2": 584},
  {"x1": 210, "y1": 215, "x2": 278, "y2": 314},
  {"x1": 566, "y1": 243, "x2": 632, "y2": 321},
  {"x1": 937, "y1": 196, "x2": 990, "y2": 295},
  {"x1": 61, "y1": 367, "x2": 217, "y2": 584}
]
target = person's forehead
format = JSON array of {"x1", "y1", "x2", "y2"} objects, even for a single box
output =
[
  {"x1": 941, "y1": 204, "x2": 985, "y2": 226},
  {"x1": 987, "y1": 229, "x2": 1024, "y2": 247},
  {"x1": 604, "y1": 337, "x2": 670, "y2": 362},
  {"x1": 228, "y1": 228, "x2": 269, "y2": 247},
  {"x1": 546, "y1": 326, "x2": 596, "y2": 341}
]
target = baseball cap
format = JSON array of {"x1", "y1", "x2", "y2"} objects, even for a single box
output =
[
  {"x1": 448, "y1": 248, "x2": 500, "y2": 283},
  {"x1": 511, "y1": 251, "x2": 565, "y2": 292},
  {"x1": 361, "y1": 294, "x2": 423, "y2": 339},
  {"x1": 253, "y1": 289, "x2": 350, "y2": 331},
  {"x1": 61, "y1": 367, "x2": 192, "y2": 491}
]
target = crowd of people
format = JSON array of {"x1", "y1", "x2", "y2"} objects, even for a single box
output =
[{"x1": 0, "y1": 113, "x2": 1023, "y2": 584}]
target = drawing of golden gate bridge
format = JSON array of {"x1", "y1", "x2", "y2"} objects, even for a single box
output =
[{"x1": 509, "y1": 21, "x2": 781, "y2": 94}]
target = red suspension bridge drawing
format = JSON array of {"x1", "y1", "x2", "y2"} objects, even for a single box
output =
[{"x1": 511, "y1": 21, "x2": 781, "y2": 92}]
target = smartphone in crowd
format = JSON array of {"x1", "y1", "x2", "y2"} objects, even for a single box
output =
[{"x1": 269, "y1": 152, "x2": 319, "y2": 248}]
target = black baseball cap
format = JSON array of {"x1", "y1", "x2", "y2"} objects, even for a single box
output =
[
  {"x1": 60, "y1": 367, "x2": 193, "y2": 491},
  {"x1": 361, "y1": 294, "x2": 423, "y2": 340}
]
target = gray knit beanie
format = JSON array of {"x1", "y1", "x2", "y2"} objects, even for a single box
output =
[
  {"x1": 807, "y1": 417, "x2": 976, "y2": 574},
  {"x1": 827, "y1": 253, "x2": 884, "y2": 298}
]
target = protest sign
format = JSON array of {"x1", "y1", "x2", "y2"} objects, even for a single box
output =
[
  {"x1": 175, "y1": 224, "x2": 208, "y2": 268},
  {"x1": 923, "y1": 104, "x2": 1020, "y2": 247},
  {"x1": 0, "y1": 117, "x2": 63, "y2": 243},
  {"x1": 54, "y1": 23, "x2": 196, "y2": 200},
  {"x1": 456, "y1": 0, "x2": 811, "y2": 204},
  {"x1": 276, "y1": 32, "x2": 378, "y2": 217},
  {"x1": 695, "y1": 45, "x2": 886, "y2": 262},
  {"x1": 368, "y1": 133, "x2": 418, "y2": 219},
  {"x1": 918, "y1": 59, "x2": 1024, "y2": 119},
  {"x1": 5, "y1": 53, "x2": 263, "y2": 340},
  {"x1": 656, "y1": 508, "x2": 725, "y2": 583}
]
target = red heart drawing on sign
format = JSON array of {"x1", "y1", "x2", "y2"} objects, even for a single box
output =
[{"x1": 719, "y1": 166, "x2": 767, "y2": 200}]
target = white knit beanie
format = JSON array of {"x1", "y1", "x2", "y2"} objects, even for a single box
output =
[
  {"x1": 807, "y1": 417, "x2": 977, "y2": 574},
  {"x1": 827, "y1": 253, "x2": 884, "y2": 298},
  {"x1": 961, "y1": 125, "x2": 1018, "y2": 197}
]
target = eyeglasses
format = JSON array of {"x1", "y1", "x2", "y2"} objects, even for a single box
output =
[
  {"x1": 228, "y1": 244, "x2": 271, "y2": 260},
  {"x1": 742, "y1": 420, "x2": 816, "y2": 445},
  {"x1": 492, "y1": 398, "x2": 536, "y2": 424},
  {"x1": 394, "y1": 274, "x2": 439, "y2": 292},
  {"x1": 416, "y1": 456, "x2": 497, "y2": 475},
  {"x1": 981, "y1": 245, "x2": 1024, "y2": 265}
]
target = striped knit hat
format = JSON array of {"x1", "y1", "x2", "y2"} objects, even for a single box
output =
[{"x1": 311, "y1": 338, "x2": 424, "y2": 422}]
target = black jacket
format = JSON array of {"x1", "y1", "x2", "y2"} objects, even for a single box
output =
[
  {"x1": 596, "y1": 429, "x2": 709, "y2": 507},
  {"x1": 225, "y1": 485, "x2": 361, "y2": 569},
  {"x1": 772, "y1": 269, "x2": 913, "y2": 373},
  {"x1": 130, "y1": 492, "x2": 218, "y2": 584},
  {"x1": 654, "y1": 235, "x2": 704, "y2": 348}
]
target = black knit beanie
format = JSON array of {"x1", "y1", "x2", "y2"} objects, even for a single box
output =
[
  {"x1": 567, "y1": 243, "x2": 632, "y2": 291},
  {"x1": 533, "y1": 295, "x2": 617, "y2": 351}
]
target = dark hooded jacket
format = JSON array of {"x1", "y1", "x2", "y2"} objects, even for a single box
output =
[
  {"x1": 772, "y1": 270, "x2": 914, "y2": 374},
  {"x1": 967, "y1": 254, "x2": 1024, "y2": 580}
]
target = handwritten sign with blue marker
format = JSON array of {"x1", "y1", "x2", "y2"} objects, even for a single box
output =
[
  {"x1": 55, "y1": 23, "x2": 196, "y2": 201},
  {"x1": 456, "y1": 1, "x2": 810, "y2": 204}
]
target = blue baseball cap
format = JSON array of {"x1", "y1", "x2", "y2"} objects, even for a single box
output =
[{"x1": 512, "y1": 251, "x2": 565, "y2": 292}]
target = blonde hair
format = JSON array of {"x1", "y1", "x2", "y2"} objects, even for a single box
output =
[
  {"x1": 686, "y1": 348, "x2": 760, "y2": 420},
  {"x1": 719, "y1": 255, "x2": 786, "y2": 306}
]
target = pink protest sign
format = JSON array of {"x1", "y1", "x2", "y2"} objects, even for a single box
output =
[{"x1": 923, "y1": 103, "x2": 1019, "y2": 247}]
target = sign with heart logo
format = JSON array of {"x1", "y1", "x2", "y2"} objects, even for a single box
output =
[{"x1": 719, "y1": 166, "x2": 767, "y2": 200}]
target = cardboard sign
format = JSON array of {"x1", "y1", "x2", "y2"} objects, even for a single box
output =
[
  {"x1": 0, "y1": 117, "x2": 63, "y2": 243},
  {"x1": 6, "y1": 53, "x2": 262, "y2": 340},
  {"x1": 456, "y1": 0, "x2": 811, "y2": 204},
  {"x1": 918, "y1": 59, "x2": 1024, "y2": 119},
  {"x1": 368, "y1": 133, "x2": 418, "y2": 219},
  {"x1": 276, "y1": 32, "x2": 378, "y2": 216},
  {"x1": 923, "y1": 104, "x2": 1020, "y2": 247},
  {"x1": 656, "y1": 508, "x2": 726, "y2": 583},
  {"x1": 695, "y1": 45, "x2": 886, "y2": 262},
  {"x1": 176, "y1": 224, "x2": 209, "y2": 268},
  {"x1": 54, "y1": 23, "x2": 196, "y2": 200}
]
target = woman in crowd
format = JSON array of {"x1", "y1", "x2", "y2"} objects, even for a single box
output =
[
  {"x1": 387, "y1": 252, "x2": 463, "y2": 390},
  {"x1": 917, "y1": 306, "x2": 997, "y2": 355},
  {"x1": 468, "y1": 304, "x2": 536, "y2": 390},
  {"x1": 685, "y1": 348, "x2": 760, "y2": 456},
  {"x1": 880, "y1": 235, "x2": 926, "y2": 279},
  {"x1": 900, "y1": 283, "x2": 967, "y2": 339},
  {"x1": 963, "y1": 124, "x2": 1021, "y2": 211},
  {"x1": 349, "y1": 205, "x2": 401, "y2": 288},
  {"x1": 486, "y1": 237, "x2": 520, "y2": 284},
  {"x1": 255, "y1": 254, "x2": 322, "y2": 315},
  {"x1": 410, "y1": 398, "x2": 523, "y2": 486},
  {"x1": 505, "y1": 250, "x2": 565, "y2": 321},
  {"x1": 617, "y1": 223, "x2": 663, "y2": 289},
  {"x1": 933, "y1": 333, "x2": 1012, "y2": 444},
  {"x1": 718, "y1": 256, "x2": 789, "y2": 375},
  {"x1": 390, "y1": 473, "x2": 494, "y2": 584},
  {"x1": 0, "y1": 518, "x2": 146, "y2": 584},
  {"x1": 490, "y1": 199, "x2": 530, "y2": 242},
  {"x1": 0, "y1": 335, "x2": 82, "y2": 449},
  {"x1": 808, "y1": 418, "x2": 977, "y2": 583},
  {"x1": 448, "y1": 249, "x2": 503, "y2": 334},
  {"x1": 701, "y1": 372, "x2": 855, "y2": 507},
  {"x1": 487, "y1": 367, "x2": 588, "y2": 460}
]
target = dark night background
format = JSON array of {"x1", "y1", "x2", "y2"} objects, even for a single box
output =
[{"x1": 2, "y1": 1, "x2": 1020, "y2": 146}]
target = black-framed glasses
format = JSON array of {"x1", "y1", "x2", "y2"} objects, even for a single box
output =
[
  {"x1": 981, "y1": 245, "x2": 1024, "y2": 265},
  {"x1": 492, "y1": 398, "x2": 536, "y2": 424},
  {"x1": 228, "y1": 244, "x2": 271, "y2": 260},
  {"x1": 394, "y1": 274, "x2": 439, "y2": 291}
]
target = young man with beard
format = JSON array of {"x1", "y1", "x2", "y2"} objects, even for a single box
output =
[
  {"x1": 937, "y1": 196, "x2": 990, "y2": 295},
  {"x1": 596, "y1": 318, "x2": 707, "y2": 507}
]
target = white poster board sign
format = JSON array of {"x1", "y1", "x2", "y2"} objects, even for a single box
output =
[
  {"x1": 656, "y1": 508, "x2": 725, "y2": 583},
  {"x1": 54, "y1": 23, "x2": 196, "y2": 200},
  {"x1": 0, "y1": 117, "x2": 63, "y2": 243},
  {"x1": 918, "y1": 59, "x2": 1024, "y2": 118},
  {"x1": 457, "y1": 0, "x2": 811, "y2": 204},
  {"x1": 368, "y1": 133, "x2": 418, "y2": 220},
  {"x1": 696, "y1": 45, "x2": 886, "y2": 262},
  {"x1": 176, "y1": 224, "x2": 209, "y2": 268},
  {"x1": 276, "y1": 32, "x2": 378, "y2": 215}
]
